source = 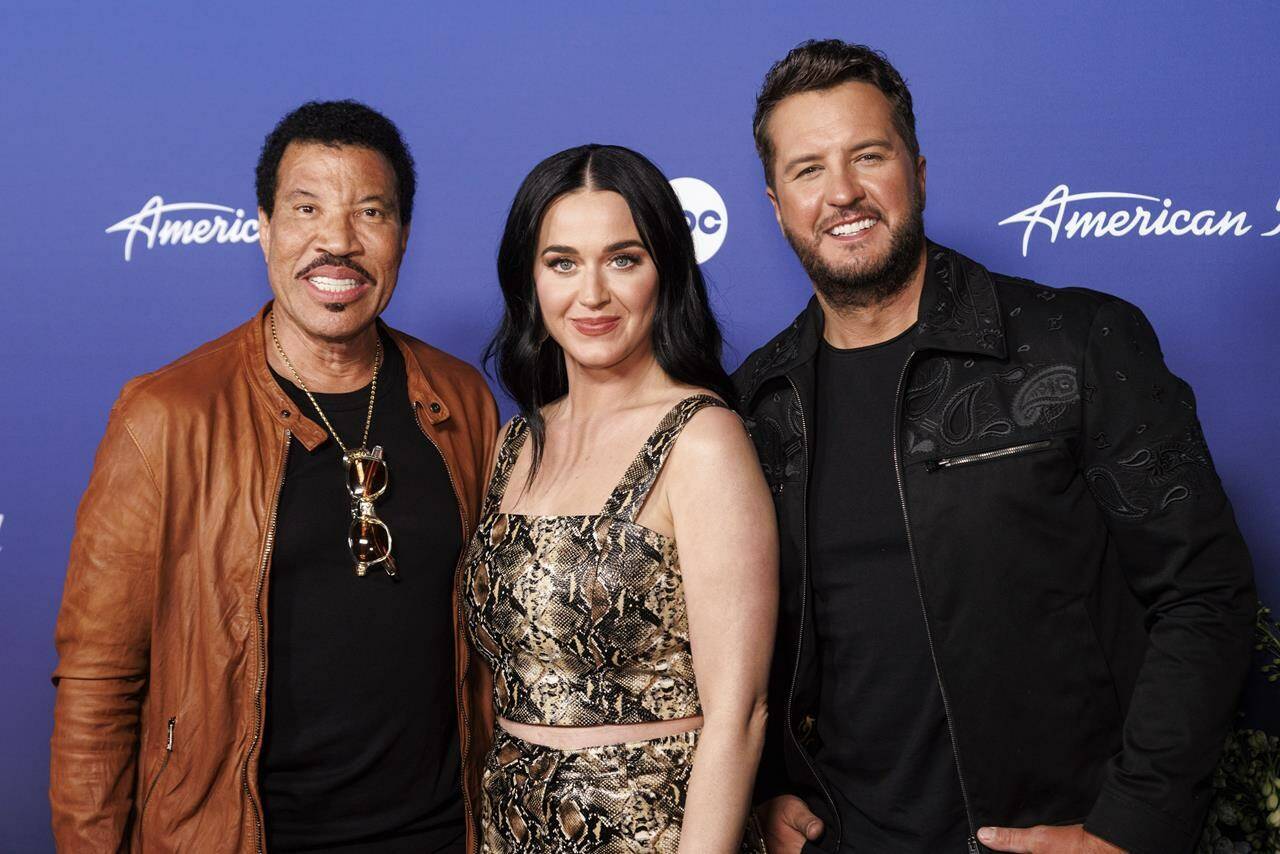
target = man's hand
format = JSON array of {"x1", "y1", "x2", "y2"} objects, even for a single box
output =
[
  {"x1": 978, "y1": 824, "x2": 1126, "y2": 853},
  {"x1": 755, "y1": 795, "x2": 824, "y2": 853}
]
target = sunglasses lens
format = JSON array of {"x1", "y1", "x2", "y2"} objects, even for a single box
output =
[
  {"x1": 350, "y1": 516, "x2": 391, "y2": 563},
  {"x1": 347, "y1": 456, "x2": 388, "y2": 499}
]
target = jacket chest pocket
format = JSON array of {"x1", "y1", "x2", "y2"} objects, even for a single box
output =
[
  {"x1": 915, "y1": 434, "x2": 1079, "y2": 502},
  {"x1": 925, "y1": 437, "x2": 1059, "y2": 472}
]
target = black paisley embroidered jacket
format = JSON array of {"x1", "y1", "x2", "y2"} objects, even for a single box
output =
[{"x1": 733, "y1": 243, "x2": 1255, "y2": 854}]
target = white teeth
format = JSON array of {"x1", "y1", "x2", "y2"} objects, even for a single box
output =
[
  {"x1": 829, "y1": 218, "x2": 876, "y2": 236},
  {"x1": 310, "y1": 276, "x2": 360, "y2": 291}
]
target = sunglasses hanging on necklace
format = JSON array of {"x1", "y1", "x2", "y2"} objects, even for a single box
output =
[{"x1": 269, "y1": 311, "x2": 397, "y2": 577}]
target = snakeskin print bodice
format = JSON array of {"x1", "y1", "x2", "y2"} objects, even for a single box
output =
[{"x1": 464, "y1": 395, "x2": 725, "y2": 726}]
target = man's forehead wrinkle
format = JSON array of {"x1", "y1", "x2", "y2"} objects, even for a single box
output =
[
  {"x1": 778, "y1": 100, "x2": 855, "y2": 141},
  {"x1": 279, "y1": 154, "x2": 397, "y2": 205},
  {"x1": 777, "y1": 118, "x2": 857, "y2": 169},
  {"x1": 776, "y1": 106, "x2": 896, "y2": 169}
]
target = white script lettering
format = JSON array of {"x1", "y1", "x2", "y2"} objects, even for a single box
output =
[
  {"x1": 1261, "y1": 198, "x2": 1280, "y2": 238},
  {"x1": 999, "y1": 185, "x2": 1253, "y2": 257},
  {"x1": 106, "y1": 196, "x2": 259, "y2": 261}
]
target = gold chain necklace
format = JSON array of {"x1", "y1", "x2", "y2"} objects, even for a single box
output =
[
  {"x1": 269, "y1": 311, "x2": 382, "y2": 455},
  {"x1": 269, "y1": 311, "x2": 398, "y2": 578}
]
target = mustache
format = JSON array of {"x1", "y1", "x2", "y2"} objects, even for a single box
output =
[{"x1": 295, "y1": 253, "x2": 375, "y2": 284}]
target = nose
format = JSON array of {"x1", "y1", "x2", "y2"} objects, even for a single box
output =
[
  {"x1": 316, "y1": 210, "x2": 363, "y2": 258},
  {"x1": 576, "y1": 266, "x2": 611, "y2": 310},
  {"x1": 824, "y1": 164, "x2": 863, "y2": 210}
]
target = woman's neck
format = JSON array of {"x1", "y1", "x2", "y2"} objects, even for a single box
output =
[{"x1": 551, "y1": 349, "x2": 673, "y2": 425}]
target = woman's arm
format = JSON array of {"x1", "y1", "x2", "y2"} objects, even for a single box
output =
[{"x1": 663, "y1": 406, "x2": 779, "y2": 853}]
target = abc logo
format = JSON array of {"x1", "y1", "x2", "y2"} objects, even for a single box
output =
[{"x1": 669, "y1": 177, "x2": 728, "y2": 263}]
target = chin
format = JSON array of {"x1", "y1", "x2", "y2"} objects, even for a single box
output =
[
  {"x1": 826, "y1": 238, "x2": 884, "y2": 261},
  {"x1": 303, "y1": 311, "x2": 378, "y2": 342},
  {"x1": 568, "y1": 342, "x2": 652, "y2": 374},
  {"x1": 563, "y1": 350, "x2": 623, "y2": 371}
]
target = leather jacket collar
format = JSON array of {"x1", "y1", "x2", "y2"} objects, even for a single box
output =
[
  {"x1": 243, "y1": 303, "x2": 455, "y2": 452},
  {"x1": 739, "y1": 242, "x2": 1008, "y2": 407}
]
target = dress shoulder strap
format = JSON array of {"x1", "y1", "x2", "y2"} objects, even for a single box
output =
[
  {"x1": 599, "y1": 394, "x2": 728, "y2": 522},
  {"x1": 480, "y1": 415, "x2": 529, "y2": 517}
]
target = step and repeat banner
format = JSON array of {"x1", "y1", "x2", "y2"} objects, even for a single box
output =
[{"x1": 2, "y1": 2, "x2": 1276, "y2": 847}]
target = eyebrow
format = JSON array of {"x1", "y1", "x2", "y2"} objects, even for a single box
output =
[
  {"x1": 781, "y1": 138, "x2": 894, "y2": 174},
  {"x1": 283, "y1": 189, "x2": 397, "y2": 209},
  {"x1": 540, "y1": 239, "x2": 646, "y2": 256}
]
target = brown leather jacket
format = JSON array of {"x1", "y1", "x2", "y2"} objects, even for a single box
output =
[{"x1": 51, "y1": 305, "x2": 498, "y2": 853}]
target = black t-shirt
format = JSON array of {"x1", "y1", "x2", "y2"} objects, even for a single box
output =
[
  {"x1": 807, "y1": 323, "x2": 969, "y2": 853},
  {"x1": 261, "y1": 334, "x2": 465, "y2": 853}
]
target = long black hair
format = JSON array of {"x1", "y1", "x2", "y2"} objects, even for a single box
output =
[{"x1": 484, "y1": 144, "x2": 734, "y2": 481}]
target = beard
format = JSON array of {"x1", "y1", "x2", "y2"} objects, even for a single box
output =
[{"x1": 784, "y1": 192, "x2": 926, "y2": 311}]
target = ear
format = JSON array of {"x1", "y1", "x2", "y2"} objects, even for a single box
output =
[
  {"x1": 915, "y1": 156, "x2": 928, "y2": 210},
  {"x1": 256, "y1": 207, "x2": 271, "y2": 260},
  {"x1": 399, "y1": 222, "x2": 411, "y2": 254},
  {"x1": 766, "y1": 186, "x2": 784, "y2": 234}
]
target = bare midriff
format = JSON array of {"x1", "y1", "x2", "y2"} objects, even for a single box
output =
[{"x1": 498, "y1": 713, "x2": 704, "y2": 750}]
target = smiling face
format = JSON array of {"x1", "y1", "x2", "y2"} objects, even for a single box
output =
[
  {"x1": 534, "y1": 189, "x2": 659, "y2": 375},
  {"x1": 766, "y1": 80, "x2": 927, "y2": 309},
  {"x1": 257, "y1": 141, "x2": 408, "y2": 344}
]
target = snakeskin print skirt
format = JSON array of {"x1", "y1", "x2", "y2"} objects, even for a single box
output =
[{"x1": 480, "y1": 727, "x2": 765, "y2": 853}]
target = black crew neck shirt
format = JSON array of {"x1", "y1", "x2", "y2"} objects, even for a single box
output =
[
  {"x1": 808, "y1": 322, "x2": 969, "y2": 852},
  {"x1": 261, "y1": 333, "x2": 465, "y2": 853}
]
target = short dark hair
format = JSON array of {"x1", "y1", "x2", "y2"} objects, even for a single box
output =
[
  {"x1": 753, "y1": 39, "x2": 919, "y2": 186},
  {"x1": 485, "y1": 144, "x2": 734, "y2": 481},
  {"x1": 255, "y1": 99, "x2": 416, "y2": 225}
]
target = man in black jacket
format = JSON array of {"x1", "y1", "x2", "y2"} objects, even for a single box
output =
[{"x1": 736, "y1": 40, "x2": 1255, "y2": 854}]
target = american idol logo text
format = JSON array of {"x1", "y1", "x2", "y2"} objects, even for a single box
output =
[
  {"x1": 999, "y1": 185, "x2": 1280, "y2": 257},
  {"x1": 106, "y1": 196, "x2": 259, "y2": 261}
]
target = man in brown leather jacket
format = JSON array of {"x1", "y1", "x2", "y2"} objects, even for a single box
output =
[{"x1": 50, "y1": 101, "x2": 497, "y2": 853}]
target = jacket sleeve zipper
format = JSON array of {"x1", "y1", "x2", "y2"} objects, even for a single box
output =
[
  {"x1": 139, "y1": 716, "x2": 176, "y2": 835},
  {"x1": 242, "y1": 431, "x2": 290, "y2": 854},
  {"x1": 893, "y1": 353, "x2": 980, "y2": 853},
  {"x1": 784, "y1": 376, "x2": 843, "y2": 848},
  {"x1": 926, "y1": 439, "x2": 1054, "y2": 472}
]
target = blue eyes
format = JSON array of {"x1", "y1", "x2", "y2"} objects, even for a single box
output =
[{"x1": 545, "y1": 254, "x2": 642, "y2": 273}]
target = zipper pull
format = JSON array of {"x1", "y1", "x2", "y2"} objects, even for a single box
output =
[
  {"x1": 165, "y1": 717, "x2": 176, "y2": 751},
  {"x1": 968, "y1": 835, "x2": 980, "y2": 853}
]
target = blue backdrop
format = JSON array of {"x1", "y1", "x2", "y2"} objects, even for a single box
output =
[{"x1": 3, "y1": 2, "x2": 1277, "y2": 848}]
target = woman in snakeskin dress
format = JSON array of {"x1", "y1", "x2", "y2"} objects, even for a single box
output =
[{"x1": 466, "y1": 145, "x2": 778, "y2": 853}]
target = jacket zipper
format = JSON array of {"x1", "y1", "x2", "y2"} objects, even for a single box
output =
[
  {"x1": 926, "y1": 439, "x2": 1053, "y2": 472},
  {"x1": 785, "y1": 376, "x2": 843, "y2": 848},
  {"x1": 892, "y1": 354, "x2": 980, "y2": 854},
  {"x1": 242, "y1": 431, "x2": 290, "y2": 854},
  {"x1": 139, "y1": 716, "x2": 176, "y2": 840},
  {"x1": 411, "y1": 401, "x2": 476, "y2": 850}
]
